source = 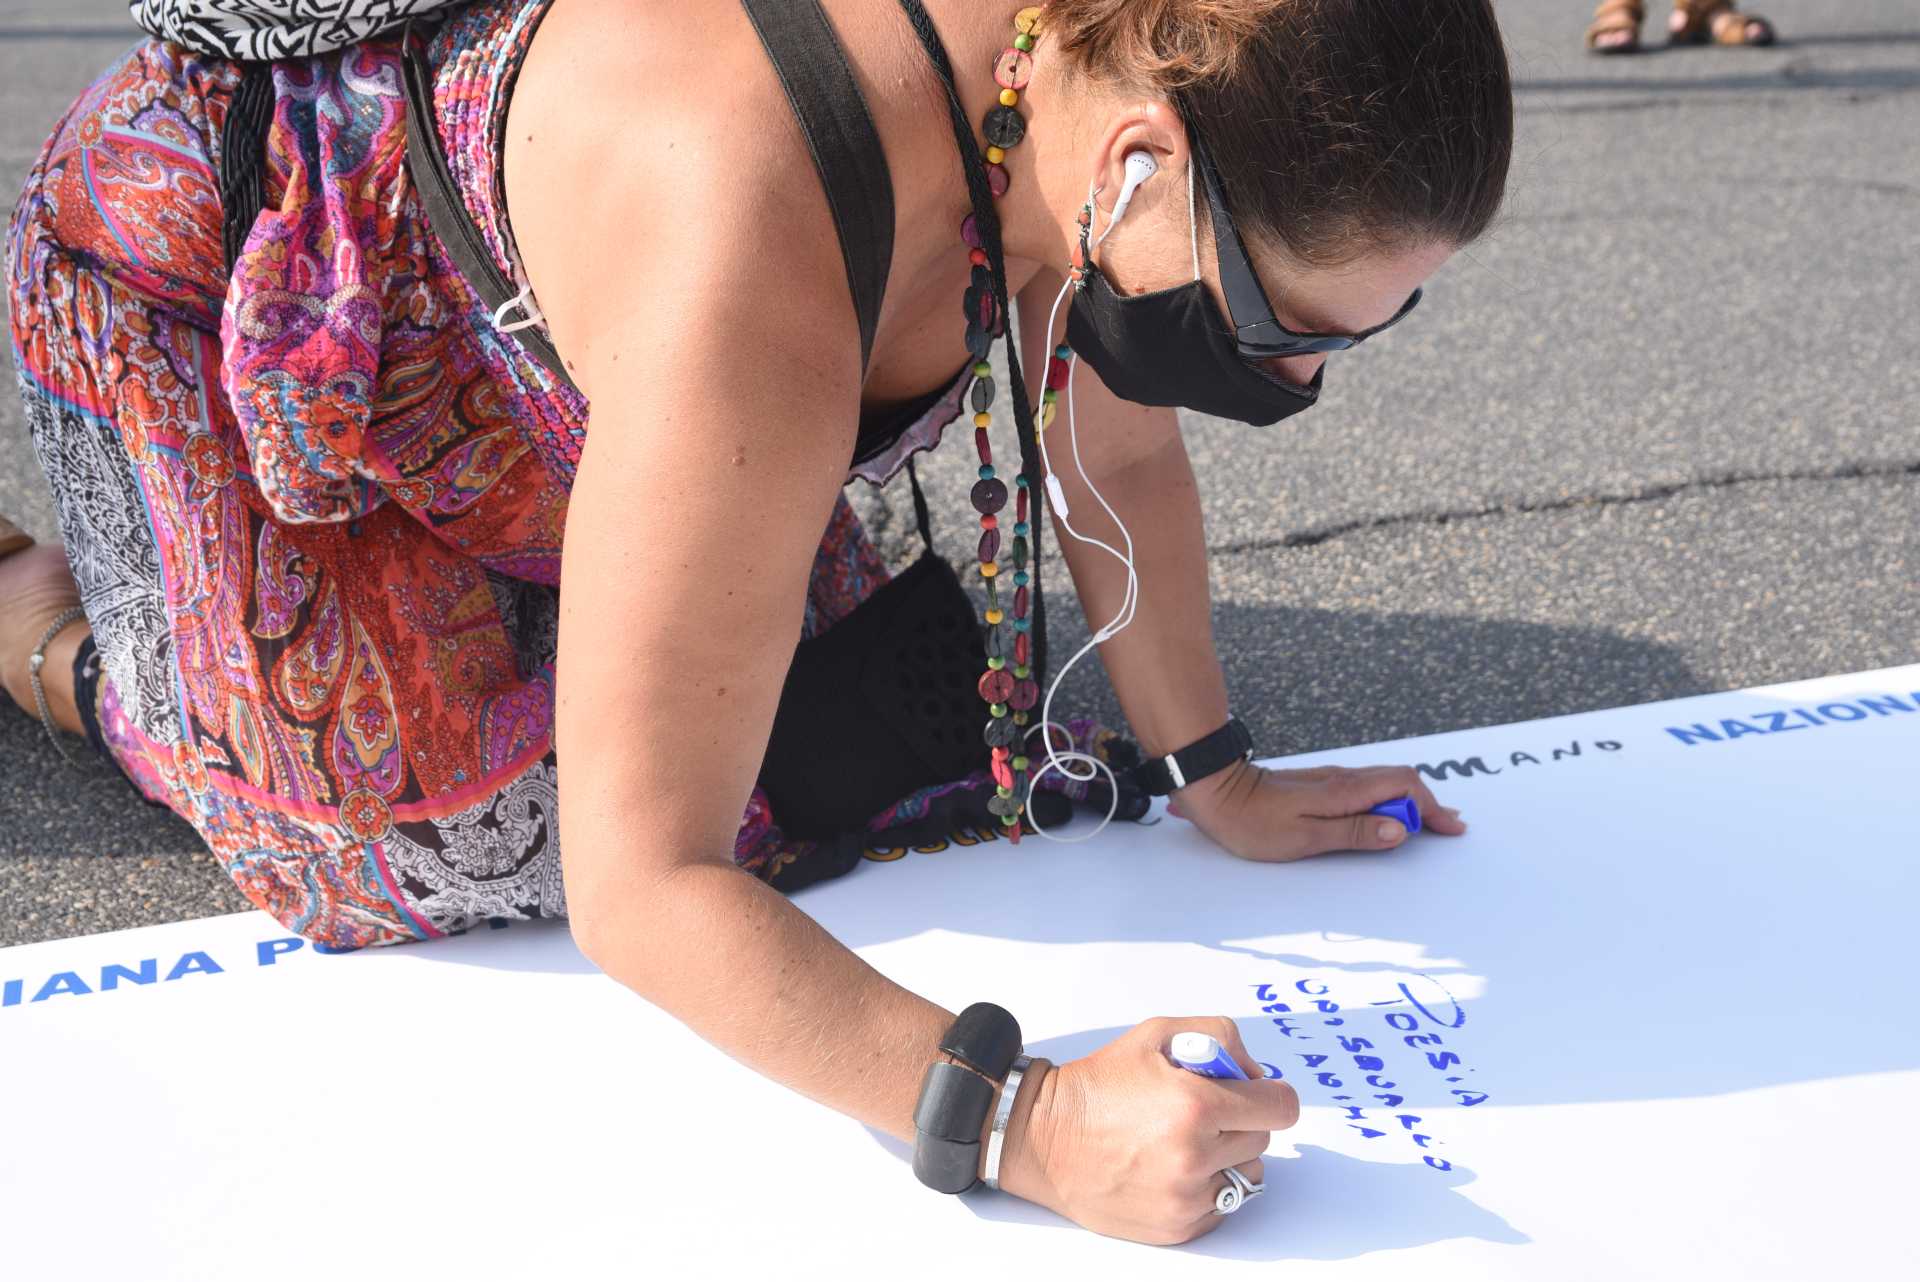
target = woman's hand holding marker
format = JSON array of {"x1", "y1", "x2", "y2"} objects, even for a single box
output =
[
  {"x1": 1171, "y1": 762, "x2": 1468, "y2": 862},
  {"x1": 1000, "y1": 1018, "x2": 1298, "y2": 1245}
]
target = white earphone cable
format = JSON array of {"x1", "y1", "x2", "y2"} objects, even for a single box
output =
[{"x1": 1023, "y1": 178, "x2": 1146, "y2": 843}]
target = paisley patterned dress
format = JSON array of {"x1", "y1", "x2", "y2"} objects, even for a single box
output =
[{"x1": 7, "y1": 0, "x2": 1131, "y2": 949}]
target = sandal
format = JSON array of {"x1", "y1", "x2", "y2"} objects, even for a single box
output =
[
  {"x1": 1670, "y1": 0, "x2": 1776, "y2": 46},
  {"x1": 1586, "y1": 0, "x2": 1645, "y2": 53}
]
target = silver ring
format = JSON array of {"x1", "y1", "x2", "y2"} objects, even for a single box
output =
[{"x1": 1213, "y1": 1165, "x2": 1265, "y2": 1215}]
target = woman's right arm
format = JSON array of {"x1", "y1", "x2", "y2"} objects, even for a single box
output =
[{"x1": 504, "y1": 4, "x2": 1298, "y2": 1243}]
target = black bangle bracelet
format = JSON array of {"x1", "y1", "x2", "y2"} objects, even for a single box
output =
[
  {"x1": 913, "y1": 1004, "x2": 1024, "y2": 1194},
  {"x1": 939, "y1": 1002, "x2": 1022, "y2": 1080},
  {"x1": 912, "y1": 1062, "x2": 995, "y2": 1193}
]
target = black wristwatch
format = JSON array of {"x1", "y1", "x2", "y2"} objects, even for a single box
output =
[{"x1": 1131, "y1": 717, "x2": 1254, "y2": 796}]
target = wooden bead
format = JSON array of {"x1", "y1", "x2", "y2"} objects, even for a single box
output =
[
  {"x1": 1014, "y1": 7, "x2": 1044, "y2": 36},
  {"x1": 969, "y1": 247, "x2": 988, "y2": 267},
  {"x1": 994, "y1": 48, "x2": 1033, "y2": 91},
  {"x1": 1009, "y1": 679, "x2": 1039, "y2": 711},
  {"x1": 979, "y1": 562, "x2": 999, "y2": 579},
  {"x1": 979, "y1": 528, "x2": 1002, "y2": 564},
  {"x1": 983, "y1": 106, "x2": 1027, "y2": 149},
  {"x1": 971, "y1": 477, "x2": 1007, "y2": 513},
  {"x1": 986, "y1": 164, "x2": 1010, "y2": 197},
  {"x1": 961, "y1": 214, "x2": 982, "y2": 249},
  {"x1": 1046, "y1": 357, "x2": 1071, "y2": 390},
  {"x1": 985, "y1": 145, "x2": 1005, "y2": 165},
  {"x1": 985, "y1": 608, "x2": 1004, "y2": 625},
  {"x1": 971, "y1": 377, "x2": 996, "y2": 411},
  {"x1": 964, "y1": 285, "x2": 997, "y2": 333},
  {"x1": 999, "y1": 88, "x2": 1019, "y2": 108}
]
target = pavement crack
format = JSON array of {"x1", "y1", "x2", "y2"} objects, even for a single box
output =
[{"x1": 1214, "y1": 459, "x2": 1920, "y2": 555}]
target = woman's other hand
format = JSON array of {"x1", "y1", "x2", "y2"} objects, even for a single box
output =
[
  {"x1": 1002, "y1": 1017, "x2": 1298, "y2": 1246},
  {"x1": 1171, "y1": 761, "x2": 1468, "y2": 861}
]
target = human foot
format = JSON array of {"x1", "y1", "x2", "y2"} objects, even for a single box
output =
[
  {"x1": 1670, "y1": 1, "x2": 1775, "y2": 46},
  {"x1": 0, "y1": 520, "x2": 89, "y2": 734},
  {"x1": 1586, "y1": 0, "x2": 1645, "y2": 53}
]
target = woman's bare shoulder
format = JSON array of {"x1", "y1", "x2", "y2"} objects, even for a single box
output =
[{"x1": 505, "y1": 0, "x2": 849, "y2": 390}]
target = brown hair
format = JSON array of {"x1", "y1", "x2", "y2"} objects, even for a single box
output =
[{"x1": 1046, "y1": 0, "x2": 1514, "y2": 266}]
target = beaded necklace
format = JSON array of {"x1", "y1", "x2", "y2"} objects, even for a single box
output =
[{"x1": 961, "y1": 4, "x2": 1074, "y2": 843}]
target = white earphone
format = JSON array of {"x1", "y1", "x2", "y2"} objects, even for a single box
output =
[
  {"x1": 1105, "y1": 150, "x2": 1159, "y2": 233},
  {"x1": 1021, "y1": 161, "x2": 1161, "y2": 844}
]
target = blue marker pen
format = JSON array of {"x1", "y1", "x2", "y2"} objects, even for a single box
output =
[
  {"x1": 1170, "y1": 1032, "x2": 1263, "y2": 1080},
  {"x1": 1369, "y1": 797, "x2": 1421, "y2": 834}
]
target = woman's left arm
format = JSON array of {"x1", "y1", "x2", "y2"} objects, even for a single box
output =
[{"x1": 1015, "y1": 275, "x2": 1467, "y2": 860}]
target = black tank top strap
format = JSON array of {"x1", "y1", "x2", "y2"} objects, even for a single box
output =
[
  {"x1": 394, "y1": 4, "x2": 896, "y2": 392},
  {"x1": 740, "y1": 0, "x2": 895, "y2": 374}
]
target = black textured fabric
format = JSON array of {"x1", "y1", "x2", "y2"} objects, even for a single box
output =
[
  {"x1": 218, "y1": 61, "x2": 274, "y2": 274},
  {"x1": 758, "y1": 484, "x2": 987, "y2": 839},
  {"x1": 741, "y1": 0, "x2": 894, "y2": 373}
]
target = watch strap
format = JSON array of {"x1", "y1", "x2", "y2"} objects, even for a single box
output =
[{"x1": 1132, "y1": 717, "x2": 1254, "y2": 797}]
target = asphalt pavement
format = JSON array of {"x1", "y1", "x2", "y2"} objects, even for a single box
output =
[{"x1": 2, "y1": 0, "x2": 1914, "y2": 946}]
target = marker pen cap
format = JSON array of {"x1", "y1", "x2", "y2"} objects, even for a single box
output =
[
  {"x1": 1369, "y1": 797, "x2": 1421, "y2": 834},
  {"x1": 1170, "y1": 1032, "x2": 1256, "y2": 1080}
]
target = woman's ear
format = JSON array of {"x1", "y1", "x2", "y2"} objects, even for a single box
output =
[{"x1": 1087, "y1": 98, "x2": 1190, "y2": 217}]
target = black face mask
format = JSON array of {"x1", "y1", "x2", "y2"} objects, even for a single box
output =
[{"x1": 1067, "y1": 262, "x2": 1323, "y2": 427}]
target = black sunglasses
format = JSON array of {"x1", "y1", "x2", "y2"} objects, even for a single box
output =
[{"x1": 1189, "y1": 126, "x2": 1422, "y2": 363}]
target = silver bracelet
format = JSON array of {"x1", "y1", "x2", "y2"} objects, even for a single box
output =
[
  {"x1": 28, "y1": 605, "x2": 88, "y2": 768},
  {"x1": 982, "y1": 1053, "x2": 1032, "y2": 1191}
]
